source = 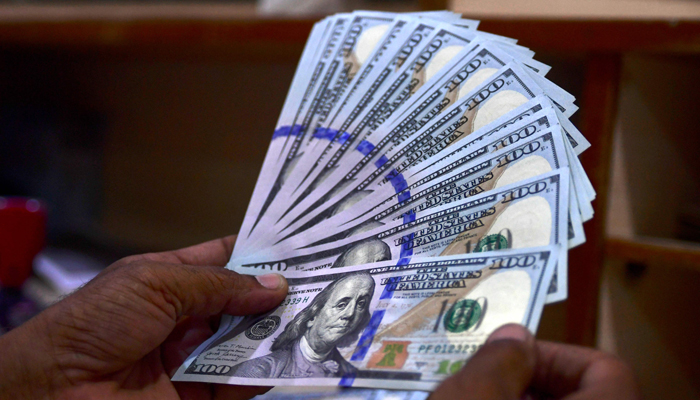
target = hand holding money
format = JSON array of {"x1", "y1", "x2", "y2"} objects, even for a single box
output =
[
  {"x1": 0, "y1": 239, "x2": 639, "y2": 399},
  {"x1": 0, "y1": 9, "x2": 634, "y2": 400},
  {"x1": 176, "y1": 9, "x2": 600, "y2": 393},
  {"x1": 0, "y1": 236, "x2": 288, "y2": 400},
  {"x1": 432, "y1": 324, "x2": 641, "y2": 400},
  {"x1": 175, "y1": 248, "x2": 558, "y2": 390}
]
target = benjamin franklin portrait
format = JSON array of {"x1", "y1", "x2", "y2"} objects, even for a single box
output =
[
  {"x1": 331, "y1": 239, "x2": 391, "y2": 269},
  {"x1": 230, "y1": 273, "x2": 375, "y2": 379}
]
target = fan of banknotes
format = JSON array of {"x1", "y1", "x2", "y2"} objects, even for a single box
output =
[{"x1": 173, "y1": 10, "x2": 594, "y2": 392}]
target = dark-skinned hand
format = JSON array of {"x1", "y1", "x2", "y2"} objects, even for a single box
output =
[
  {"x1": 431, "y1": 323, "x2": 641, "y2": 400},
  {"x1": 0, "y1": 235, "x2": 288, "y2": 400}
]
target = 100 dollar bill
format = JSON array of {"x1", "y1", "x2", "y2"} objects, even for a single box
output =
[
  {"x1": 269, "y1": 63, "x2": 574, "y2": 246},
  {"x1": 175, "y1": 247, "x2": 558, "y2": 391},
  {"x1": 230, "y1": 169, "x2": 568, "y2": 302},
  {"x1": 251, "y1": 20, "x2": 474, "y2": 240},
  {"x1": 236, "y1": 11, "x2": 400, "y2": 254},
  {"x1": 289, "y1": 127, "x2": 577, "y2": 250},
  {"x1": 264, "y1": 39, "x2": 546, "y2": 240}
]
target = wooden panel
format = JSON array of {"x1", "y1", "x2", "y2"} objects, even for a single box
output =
[
  {"x1": 0, "y1": 10, "x2": 313, "y2": 46},
  {"x1": 0, "y1": 3, "x2": 259, "y2": 22},
  {"x1": 0, "y1": 5, "x2": 314, "y2": 63},
  {"x1": 598, "y1": 259, "x2": 700, "y2": 399},
  {"x1": 0, "y1": 2, "x2": 422, "y2": 23},
  {"x1": 476, "y1": 20, "x2": 700, "y2": 53},
  {"x1": 419, "y1": 0, "x2": 449, "y2": 11},
  {"x1": 452, "y1": 0, "x2": 700, "y2": 20},
  {"x1": 0, "y1": 6, "x2": 700, "y2": 55},
  {"x1": 565, "y1": 54, "x2": 621, "y2": 346},
  {"x1": 606, "y1": 54, "x2": 700, "y2": 240}
]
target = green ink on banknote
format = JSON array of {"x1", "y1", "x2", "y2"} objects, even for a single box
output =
[
  {"x1": 376, "y1": 343, "x2": 404, "y2": 367},
  {"x1": 474, "y1": 233, "x2": 509, "y2": 252},
  {"x1": 444, "y1": 299, "x2": 482, "y2": 333}
]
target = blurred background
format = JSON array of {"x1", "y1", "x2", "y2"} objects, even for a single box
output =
[{"x1": 0, "y1": 0, "x2": 699, "y2": 398}]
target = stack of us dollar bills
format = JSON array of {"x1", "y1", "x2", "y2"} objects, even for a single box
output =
[{"x1": 173, "y1": 10, "x2": 595, "y2": 393}]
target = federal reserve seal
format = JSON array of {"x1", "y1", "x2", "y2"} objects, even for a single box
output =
[{"x1": 245, "y1": 316, "x2": 281, "y2": 340}]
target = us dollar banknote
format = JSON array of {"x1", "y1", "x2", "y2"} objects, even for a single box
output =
[
  {"x1": 236, "y1": 11, "x2": 405, "y2": 255},
  {"x1": 285, "y1": 127, "x2": 579, "y2": 251},
  {"x1": 253, "y1": 21, "x2": 477, "y2": 237},
  {"x1": 175, "y1": 247, "x2": 558, "y2": 391},
  {"x1": 234, "y1": 14, "x2": 356, "y2": 252},
  {"x1": 269, "y1": 65, "x2": 575, "y2": 249},
  {"x1": 261, "y1": 39, "x2": 547, "y2": 241},
  {"x1": 279, "y1": 105, "x2": 575, "y2": 244},
  {"x1": 230, "y1": 169, "x2": 569, "y2": 301},
  {"x1": 256, "y1": 387, "x2": 430, "y2": 400}
]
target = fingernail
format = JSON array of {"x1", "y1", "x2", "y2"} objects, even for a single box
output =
[
  {"x1": 256, "y1": 273, "x2": 284, "y2": 290},
  {"x1": 486, "y1": 323, "x2": 532, "y2": 344}
]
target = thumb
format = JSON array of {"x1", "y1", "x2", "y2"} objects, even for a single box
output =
[
  {"x1": 430, "y1": 324, "x2": 536, "y2": 400},
  {"x1": 131, "y1": 262, "x2": 289, "y2": 319}
]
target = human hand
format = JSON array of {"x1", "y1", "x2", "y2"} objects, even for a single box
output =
[
  {"x1": 431, "y1": 324, "x2": 641, "y2": 400},
  {"x1": 0, "y1": 235, "x2": 288, "y2": 400}
]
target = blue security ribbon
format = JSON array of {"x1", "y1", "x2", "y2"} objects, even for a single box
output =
[
  {"x1": 356, "y1": 140, "x2": 375, "y2": 156},
  {"x1": 339, "y1": 372, "x2": 357, "y2": 387},
  {"x1": 396, "y1": 230, "x2": 415, "y2": 268},
  {"x1": 313, "y1": 127, "x2": 337, "y2": 141},
  {"x1": 374, "y1": 155, "x2": 389, "y2": 169},
  {"x1": 389, "y1": 171, "x2": 408, "y2": 193},
  {"x1": 349, "y1": 310, "x2": 386, "y2": 363},
  {"x1": 272, "y1": 124, "x2": 305, "y2": 139},
  {"x1": 346, "y1": 218, "x2": 416, "y2": 369},
  {"x1": 272, "y1": 125, "x2": 291, "y2": 139},
  {"x1": 290, "y1": 125, "x2": 304, "y2": 137},
  {"x1": 402, "y1": 210, "x2": 416, "y2": 224},
  {"x1": 336, "y1": 131, "x2": 351, "y2": 144}
]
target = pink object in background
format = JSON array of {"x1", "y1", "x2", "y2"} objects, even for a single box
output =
[{"x1": 0, "y1": 197, "x2": 47, "y2": 287}]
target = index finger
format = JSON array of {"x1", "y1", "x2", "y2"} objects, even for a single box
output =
[{"x1": 531, "y1": 341, "x2": 640, "y2": 399}]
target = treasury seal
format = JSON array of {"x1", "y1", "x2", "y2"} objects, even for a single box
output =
[
  {"x1": 245, "y1": 315, "x2": 281, "y2": 340},
  {"x1": 474, "y1": 233, "x2": 509, "y2": 252}
]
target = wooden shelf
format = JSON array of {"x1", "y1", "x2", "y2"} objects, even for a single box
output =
[
  {"x1": 0, "y1": 3, "x2": 261, "y2": 22},
  {"x1": 477, "y1": 20, "x2": 700, "y2": 53},
  {"x1": 0, "y1": 4, "x2": 699, "y2": 55},
  {"x1": 604, "y1": 52, "x2": 700, "y2": 272},
  {"x1": 606, "y1": 236, "x2": 700, "y2": 271},
  {"x1": 0, "y1": 4, "x2": 315, "y2": 62},
  {"x1": 451, "y1": 0, "x2": 700, "y2": 21}
]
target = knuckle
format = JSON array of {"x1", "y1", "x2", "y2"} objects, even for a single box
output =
[
  {"x1": 119, "y1": 254, "x2": 143, "y2": 265},
  {"x1": 116, "y1": 254, "x2": 148, "y2": 270},
  {"x1": 207, "y1": 268, "x2": 246, "y2": 294},
  {"x1": 99, "y1": 254, "x2": 154, "y2": 277},
  {"x1": 122, "y1": 259, "x2": 158, "y2": 278},
  {"x1": 104, "y1": 260, "x2": 165, "y2": 298}
]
